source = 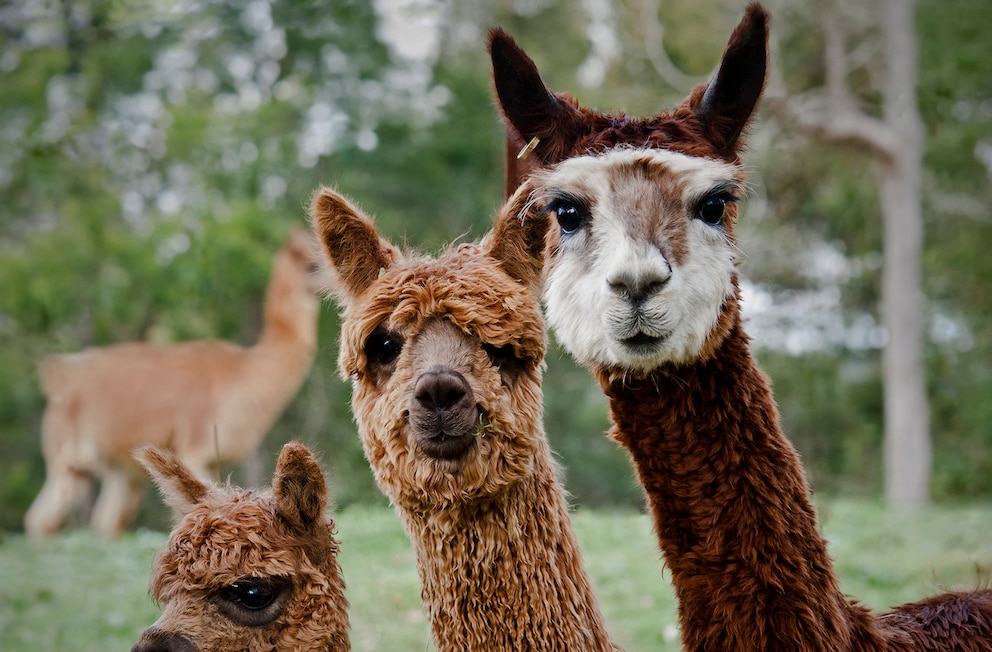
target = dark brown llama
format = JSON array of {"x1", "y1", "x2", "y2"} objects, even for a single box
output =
[
  {"x1": 491, "y1": 4, "x2": 992, "y2": 651},
  {"x1": 311, "y1": 186, "x2": 617, "y2": 652},
  {"x1": 132, "y1": 441, "x2": 349, "y2": 652}
]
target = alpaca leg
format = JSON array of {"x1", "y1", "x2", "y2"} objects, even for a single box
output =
[
  {"x1": 91, "y1": 469, "x2": 145, "y2": 539},
  {"x1": 24, "y1": 468, "x2": 92, "y2": 539}
]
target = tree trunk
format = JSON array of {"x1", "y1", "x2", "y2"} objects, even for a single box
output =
[{"x1": 880, "y1": 0, "x2": 931, "y2": 509}]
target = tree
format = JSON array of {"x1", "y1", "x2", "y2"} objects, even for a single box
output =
[{"x1": 774, "y1": 0, "x2": 930, "y2": 509}]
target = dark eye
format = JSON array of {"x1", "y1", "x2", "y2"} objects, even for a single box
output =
[
  {"x1": 695, "y1": 193, "x2": 735, "y2": 226},
  {"x1": 365, "y1": 327, "x2": 402, "y2": 366},
  {"x1": 215, "y1": 577, "x2": 291, "y2": 627},
  {"x1": 483, "y1": 342, "x2": 526, "y2": 382},
  {"x1": 544, "y1": 196, "x2": 588, "y2": 236},
  {"x1": 220, "y1": 580, "x2": 278, "y2": 611}
]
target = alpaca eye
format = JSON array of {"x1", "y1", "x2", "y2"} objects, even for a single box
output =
[
  {"x1": 544, "y1": 196, "x2": 588, "y2": 236},
  {"x1": 365, "y1": 328, "x2": 402, "y2": 366},
  {"x1": 220, "y1": 580, "x2": 279, "y2": 611},
  {"x1": 696, "y1": 193, "x2": 735, "y2": 226},
  {"x1": 483, "y1": 342, "x2": 517, "y2": 369}
]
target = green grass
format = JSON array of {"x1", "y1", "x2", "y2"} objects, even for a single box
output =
[{"x1": 0, "y1": 500, "x2": 990, "y2": 651}]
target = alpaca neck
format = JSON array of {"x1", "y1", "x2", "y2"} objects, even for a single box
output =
[
  {"x1": 399, "y1": 453, "x2": 614, "y2": 652},
  {"x1": 598, "y1": 319, "x2": 876, "y2": 651}
]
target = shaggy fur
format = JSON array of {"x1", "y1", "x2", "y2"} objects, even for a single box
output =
[
  {"x1": 25, "y1": 230, "x2": 320, "y2": 539},
  {"x1": 132, "y1": 442, "x2": 349, "y2": 652},
  {"x1": 311, "y1": 186, "x2": 616, "y2": 651},
  {"x1": 493, "y1": 4, "x2": 992, "y2": 650}
]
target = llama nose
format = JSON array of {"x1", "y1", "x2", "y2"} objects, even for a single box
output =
[
  {"x1": 414, "y1": 367, "x2": 472, "y2": 414},
  {"x1": 131, "y1": 627, "x2": 198, "y2": 652},
  {"x1": 607, "y1": 272, "x2": 669, "y2": 305}
]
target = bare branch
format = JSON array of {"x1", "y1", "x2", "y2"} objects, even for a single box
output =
[{"x1": 638, "y1": 0, "x2": 708, "y2": 93}]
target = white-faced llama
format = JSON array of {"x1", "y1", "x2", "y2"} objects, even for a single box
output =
[
  {"x1": 131, "y1": 441, "x2": 349, "y2": 652},
  {"x1": 25, "y1": 230, "x2": 320, "y2": 539},
  {"x1": 311, "y1": 186, "x2": 616, "y2": 651},
  {"x1": 491, "y1": 4, "x2": 992, "y2": 651}
]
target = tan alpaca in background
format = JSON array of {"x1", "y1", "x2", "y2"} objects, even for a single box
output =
[
  {"x1": 131, "y1": 441, "x2": 350, "y2": 652},
  {"x1": 24, "y1": 229, "x2": 321, "y2": 539}
]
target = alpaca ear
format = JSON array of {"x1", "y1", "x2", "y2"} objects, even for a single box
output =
[
  {"x1": 273, "y1": 441, "x2": 327, "y2": 532},
  {"x1": 310, "y1": 187, "x2": 396, "y2": 300},
  {"x1": 134, "y1": 446, "x2": 209, "y2": 517},
  {"x1": 489, "y1": 28, "x2": 586, "y2": 191},
  {"x1": 693, "y1": 3, "x2": 769, "y2": 157},
  {"x1": 486, "y1": 183, "x2": 551, "y2": 291}
]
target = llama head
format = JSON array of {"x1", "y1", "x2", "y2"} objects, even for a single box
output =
[
  {"x1": 490, "y1": 5, "x2": 768, "y2": 375},
  {"x1": 311, "y1": 186, "x2": 551, "y2": 511},
  {"x1": 132, "y1": 442, "x2": 349, "y2": 652}
]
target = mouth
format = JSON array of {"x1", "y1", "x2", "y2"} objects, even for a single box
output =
[
  {"x1": 618, "y1": 331, "x2": 668, "y2": 354},
  {"x1": 417, "y1": 432, "x2": 476, "y2": 460}
]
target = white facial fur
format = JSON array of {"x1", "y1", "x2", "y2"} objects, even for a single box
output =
[{"x1": 530, "y1": 148, "x2": 744, "y2": 371}]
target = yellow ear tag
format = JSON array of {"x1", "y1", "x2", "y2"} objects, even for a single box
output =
[{"x1": 516, "y1": 136, "x2": 540, "y2": 161}]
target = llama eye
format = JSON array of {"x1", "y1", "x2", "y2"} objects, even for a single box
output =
[
  {"x1": 695, "y1": 193, "x2": 735, "y2": 226},
  {"x1": 365, "y1": 328, "x2": 403, "y2": 366},
  {"x1": 483, "y1": 342, "x2": 517, "y2": 368},
  {"x1": 544, "y1": 196, "x2": 588, "y2": 236},
  {"x1": 215, "y1": 577, "x2": 291, "y2": 627}
]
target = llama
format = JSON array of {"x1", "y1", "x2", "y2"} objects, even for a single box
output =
[
  {"x1": 310, "y1": 186, "x2": 616, "y2": 651},
  {"x1": 131, "y1": 441, "x2": 349, "y2": 652},
  {"x1": 24, "y1": 229, "x2": 321, "y2": 539},
  {"x1": 492, "y1": 4, "x2": 992, "y2": 650}
]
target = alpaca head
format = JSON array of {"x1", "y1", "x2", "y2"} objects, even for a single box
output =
[
  {"x1": 311, "y1": 187, "x2": 550, "y2": 511},
  {"x1": 131, "y1": 442, "x2": 349, "y2": 652},
  {"x1": 491, "y1": 4, "x2": 768, "y2": 374}
]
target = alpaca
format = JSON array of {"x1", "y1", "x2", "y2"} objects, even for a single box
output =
[
  {"x1": 131, "y1": 441, "x2": 349, "y2": 652},
  {"x1": 310, "y1": 186, "x2": 616, "y2": 651},
  {"x1": 492, "y1": 5, "x2": 992, "y2": 651},
  {"x1": 24, "y1": 229, "x2": 321, "y2": 539}
]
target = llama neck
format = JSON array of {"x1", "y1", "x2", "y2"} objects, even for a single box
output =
[
  {"x1": 399, "y1": 454, "x2": 615, "y2": 652},
  {"x1": 598, "y1": 321, "x2": 865, "y2": 651}
]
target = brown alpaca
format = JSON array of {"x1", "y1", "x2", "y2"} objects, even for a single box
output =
[
  {"x1": 492, "y1": 4, "x2": 992, "y2": 651},
  {"x1": 310, "y1": 186, "x2": 616, "y2": 651},
  {"x1": 24, "y1": 229, "x2": 321, "y2": 539},
  {"x1": 131, "y1": 441, "x2": 349, "y2": 652}
]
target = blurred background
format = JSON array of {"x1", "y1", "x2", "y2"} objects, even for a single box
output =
[{"x1": 1, "y1": 0, "x2": 990, "y2": 534}]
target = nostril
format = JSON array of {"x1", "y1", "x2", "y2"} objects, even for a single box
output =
[
  {"x1": 413, "y1": 369, "x2": 470, "y2": 412},
  {"x1": 132, "y1": 628, "x2": 198, "y2": 652},
  {"x1": 608, "y1": 275, "x2": 669, "y2": 304}
]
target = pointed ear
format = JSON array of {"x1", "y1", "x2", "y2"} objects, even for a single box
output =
[
  {"x1": 310, "y1": 187, "x2": 396, "y2": 300},
  {"x1": 693, "y1": 3, "x2": 769, "y2": 157},
  {"x1": 273, "y1": 442, "x2": 327, "y2": 532},
  {"x1": 486, "y1": 182, "x2": 551, "y2": 292},
  {"x1": 134, "y1": 446, "x2": 209, "y2": 517},
  {"x1": 489, "y1": 28, "x2": 586, "y2": 187}
]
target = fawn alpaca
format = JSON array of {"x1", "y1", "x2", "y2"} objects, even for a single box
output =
[
  {"x1": 311, "y1": 186, "x2": 616, "y2": 651},
  {"x1": 132, "y1": 441, "x2": 349, "y2": 652},
  {"x1": 25, "y1": 230, "x2": 320, "y2": 539},
  {"x1": 493, "y1": 4, "x2": 992, "y2": 650}
]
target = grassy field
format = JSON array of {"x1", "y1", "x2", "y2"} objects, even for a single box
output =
[{"x1": 1, "y1": 500, "x2": 990, "y2": 651}]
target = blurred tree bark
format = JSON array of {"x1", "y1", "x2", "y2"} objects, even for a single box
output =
[{"x1": 776, "y1": 0, "x2": 931, "y2": 509}]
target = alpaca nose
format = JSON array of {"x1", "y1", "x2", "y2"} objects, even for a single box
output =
[
  {"x1": 607, "y1": 272, "x2": 669, "y2": 305},
  {"x1": 414, "y1": 367, "x2": 472, "y2": 414},
  {"x1": 132, "y1": 627, "x2": 197, "y2": 652}
]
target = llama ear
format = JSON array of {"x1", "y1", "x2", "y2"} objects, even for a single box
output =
[
  {"x1": 134, "y1": 446, "x2": 209, "y2": 517},
  {"x1": 273, "y1": 441, "x2": 327, "y2": 532},
  {"x1": 310, "y1": 187, "x2": 396, "y2": 300},
  {"x1": 486, "y1": 183, "x2": 551, "y2": 291},
  {"x1": 489, "y1": 28, "x2": 586, "y2": 191},
  {"x1": 693, "y1": 3, "x2": 769, "y2": 157}
]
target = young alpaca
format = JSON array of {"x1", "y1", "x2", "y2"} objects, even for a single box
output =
[
  {"x1": 493, "y1": 5, "x2": 992, "y2": 651},
  {"x1": 131, "y1": 441, "x2": 349, "y2": 652},
  {"x1": 25, "y1": 229, "x2": 320, "y2": 539},
  {"x1": 311, "y1": 187, "x2": 616, "y2": 652}
]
